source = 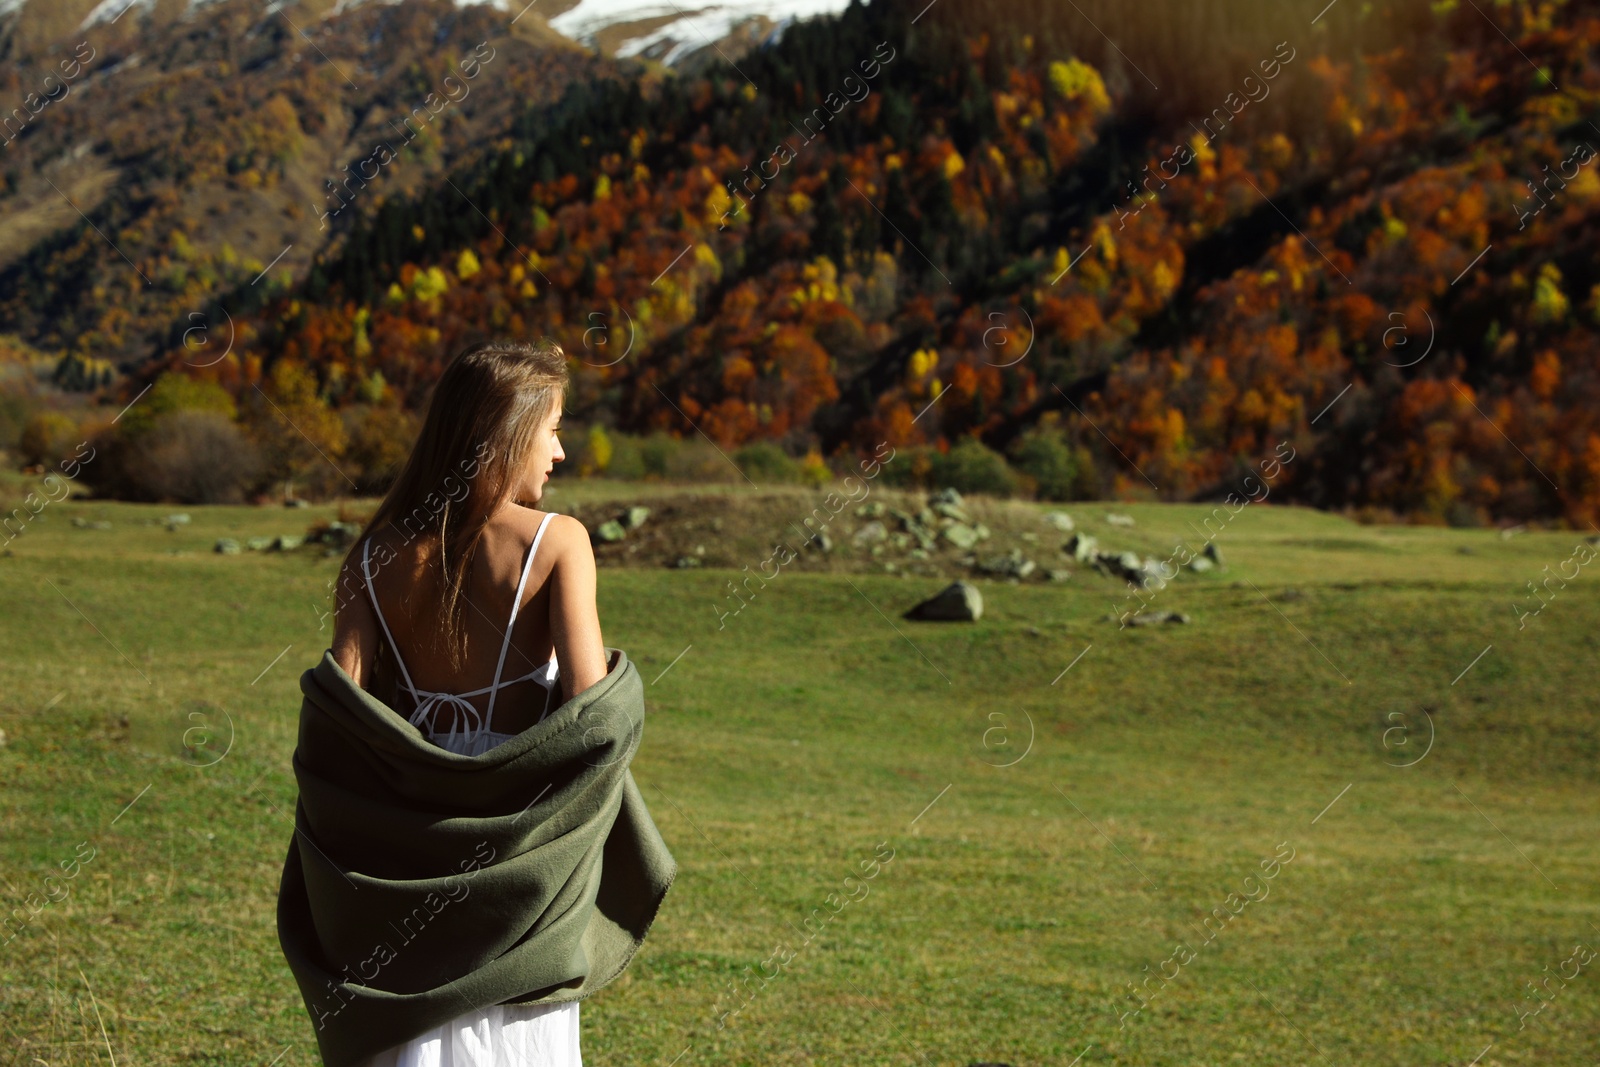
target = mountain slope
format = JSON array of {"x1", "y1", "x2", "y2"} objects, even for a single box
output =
[
  {"x1": 7, "y1": 0, "x2": 1600, "y2": 526},
  {"x1": 0, "y1": 0, "x2": 604, "y2": 359}
]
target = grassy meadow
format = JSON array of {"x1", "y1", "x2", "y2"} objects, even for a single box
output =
[{"x1": 1, "y1": 482, "x2": 1597, "y2": 1066}]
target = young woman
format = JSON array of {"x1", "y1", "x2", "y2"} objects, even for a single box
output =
[{"x1": 329, "y1": 338, "x2": 609, "y2": 1066}]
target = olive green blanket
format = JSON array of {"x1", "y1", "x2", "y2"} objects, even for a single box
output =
[{"x1": 276, "y1": 647, "x2": 676, "y2": 1067}]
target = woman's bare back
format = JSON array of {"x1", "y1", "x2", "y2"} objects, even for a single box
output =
[{"x1": 332, "y1": 503, "x2": 607, "y2": 736}]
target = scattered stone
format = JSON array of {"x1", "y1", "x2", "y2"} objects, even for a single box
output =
[
  {"x1": 973, "y1": 522, "x2": 991, "y2": 541},
  {"x1": 163, "y1": 512, "x2": 191, "y2": 526},
  {"x1": 1142, "y1": 557, "x2": 1176, "y2": 589},
  {"x1": 246, "y1": 536, "x2": 275, "y2": 551},
  {"x1": 594, "y1": 520, "x2": 628, "y2": 543},
  {"x1": 1064, "y1": 533, "x2": 1098, "y2": 562},
  {"x1": 888, "y1": 509, "x2": 936, "y2": 549},
  {"x1": 671, "y1": 556, "x2": 702, "y2": 568},
  {"x1": 930, "y1": 487, "x2": 964, "y2": 508},
  {"x1": 916, "y1": 507, "x2": 937, "y2": 527},
  {"x1": 1020, "y1": 532, "x2": 1039, "y2": 543},
  {"x1": 908, "y1": 548, "x2": 930, "y2": 561},
  {"x1": 285, "y1": 498, "x2": 310, "y2": 508},
  {"x1": 71, "y1": 517, "x2": 112, "y2": 530},
  {"x1": 318, "y1": 521, "x2": 361, "y2": 547},
  {"x1": 1104, "y1": 512, "x2": 1135, "y2": 527},
  {"x1": 931, "y1": 500, "x2": 971, "y2": 523},
  {"x1": 975, "y1": 548, "x2": 1036, "y2": 579},
  {"x1": 1126, "y1": 610, "x2": 1190, "y2": 626},
  {"x1": 1046, "y1": 568, "x2": 1073, "y2": 582},
  {"x1": 856, "y1": 502, "x2": 887, "y2": 519},
  {"x1": 273, "y1": 534, "x2": 305, "y2": 551},
  {"x1": 942, "y1": 523, "x2": 981, "y2": 550},
  {"x1": 1499, "y1": 525, "x2": 1527, "y2": 540},
  {"x1": 214, "y1": 538, "x2": 242, "y2": 554},
  {"x1": 1043, "y1": 511, "x2": 1075, "y2": 532},
  {"x1": 904, "y1": 580, "x2": 983, "y2": 622},
  {"x1": 1094, "y1": 550, "x2": 1155, "y2": 588},
  {"x1": 853, "y1": 520, "x2": 888, "y2": 545},
  {"x1": 623, "y1": 505, "x2": 651, "y2": 530},
  {"x1": 889, "y1": 532, "x2": 911, "y2": 550}
]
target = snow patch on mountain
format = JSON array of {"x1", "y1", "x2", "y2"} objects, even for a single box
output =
[
  {"x1": 548, "y1": 0, "x2": 850, "y2": 64},
  {"x1": 79, "y1": 0, "x2": 152, "y2": 29},
  {"x1": 69, "y1": 0, "x2": 853, "y2": 65}
]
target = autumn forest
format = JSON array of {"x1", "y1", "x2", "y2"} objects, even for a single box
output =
[{"x1": 3, "y1": 0, "x2": 1599, "y2": 526}]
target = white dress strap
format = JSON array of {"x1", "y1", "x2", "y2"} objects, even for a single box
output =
[
  {"x1": 485, "y1": 512, "x2": 558, "y2": 724},
  {"x1": 361, "y1": 538, "x2": 422, "y2": 704}
]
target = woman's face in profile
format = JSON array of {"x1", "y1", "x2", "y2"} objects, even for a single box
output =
[{"x1": 517, "y1": 393, "x2": 566, "y2": 504}]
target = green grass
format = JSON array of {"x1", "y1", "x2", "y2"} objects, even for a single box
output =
[{"x1": 1, "y1": 490, "x2": 1597, "y2": 1066}]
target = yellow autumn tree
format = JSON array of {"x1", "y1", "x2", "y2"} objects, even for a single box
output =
[
  {"x1": 1047, "y1": 59, "x2": 1111, "y2": 116},
  {"x1": 247, "y1": 359, "x2": 348, "y2": 501}
]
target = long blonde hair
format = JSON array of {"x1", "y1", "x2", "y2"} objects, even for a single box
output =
[{"x1": 342, "y1": 339, "x2": 570, "y2": 672}]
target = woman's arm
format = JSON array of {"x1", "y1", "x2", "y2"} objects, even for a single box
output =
[
  {"x1": 331, "y1": 555, "x2": 381, "y2": 688},
  {"x1": 546, "y1": 515, "x2": 608, "y2": 701}
]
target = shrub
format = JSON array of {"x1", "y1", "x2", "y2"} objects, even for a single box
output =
[
  {"x1": 798, "y1": 449, "x2": 833, "y2": 489},
  {"x1": 874, "y1": 444, "x2": 936, "y2": 489},
  {"x1": 18, "y1": 411, "x2": 80, "y2": 468},
  {"x1": 603, "y1": 432, "x2": 645, "y2": 480},
  {"x1": 664, "y1": 436, "x2": 744, "y2": 483},
  {"x1": 90, "y1": 410, "x2": 261, "y2": 503},
  {"x1": 583, "y1": 424, "x2": 613, "y2": 476},
  {"x1": 119, "y1": 371, "x2": 236, "y2": 437},
  {"x1": 1009, "y1": 427, "x2": 1094, "y2": 501},
  {"x1": 639, "y1": 432, "x2": 676, "y2": 479},
  {"x1": 734, "y1": 441, "x2": 803, "y2": 484},
  {"x1": 142, "y1": 411, "x2": 261, "y2": 503},
  {"x1": 0, "y1": 394, "x2": 30, "y2": 457},
  {"x1": 928, "y1": 436, "x2": 1019, "y2": 497}
]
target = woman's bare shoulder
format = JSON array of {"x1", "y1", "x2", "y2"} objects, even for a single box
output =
[{"x1": 484, "y1": 507, "x2": 591, "y2": 565}]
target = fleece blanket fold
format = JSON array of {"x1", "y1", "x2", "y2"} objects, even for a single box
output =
[{"x1": 276, "y1": 646, "x2": 676, "y2": 1067}]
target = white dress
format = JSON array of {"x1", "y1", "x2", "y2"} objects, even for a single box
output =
[{"x1": 358, "y1": 512, "x2": 584, "y2": 1067}]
